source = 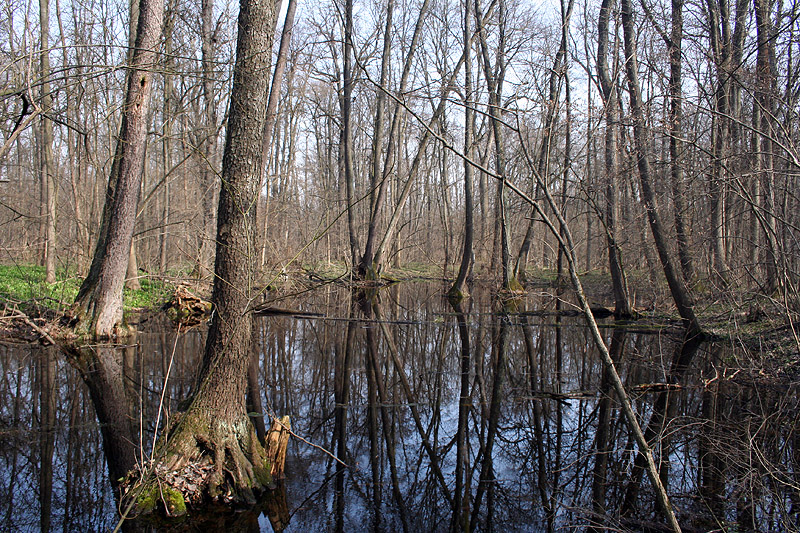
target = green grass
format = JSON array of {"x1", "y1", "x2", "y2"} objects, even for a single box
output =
[
  {"x1": 0, "y1": 264, "x2": 81, "y2": 308},
  {"x1": 124, "y1": 277, "x2": 173, "y2": 309},
  {"x1": 0, "y1": 264, "x2": 173, "y2": 312}
]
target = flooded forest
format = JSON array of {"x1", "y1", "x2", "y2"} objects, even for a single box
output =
[{"x1": 1, "y1": 0, "x2": 800, "y2": 529}]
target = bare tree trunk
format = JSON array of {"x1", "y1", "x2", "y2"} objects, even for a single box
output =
[
  {"x1": 72, "y1": 0, "x2": 163, "y2": 337},
  {"x1": 125, "y1": 241, "x2": 141, "y2": 290},
  {"x1": 668, "y1": 0, "x2": 695, "y2": 283},
  {"x1": 620, "y1": 0, "x2": 700, "y2": 333},
  {"x1": 342, "y1": 0, "x2": 360, "y2": 271},
  {"x1": 475, "y1": 0, "x2": 513, "y2": 290},
  {"x1": 754, "y1": 0, "x2": 779, "y2": 293},
  {"x1": 159, "y1": 0, "x2": 175, "y2": 275},
  {"x1": 257, "y1": 0, "x2": 296, "y2": 269},
  {"x1": 597, "y1": 0, "x2": 632, "y2": 317},
  {"x1": 39, "y1": 0, "x2": 56, "y2": 283},
  {"x1": 359, "y1": 0, "x2": 431, "y2": 278},
  {"x1": 132, "y1": 0, "x2": 278, "y2": 512},
  {"x1": 704, "y1": 0, "x2": 748, "y2": 283},
  {"x1": 355, "y1": 0, "x2": 393, "y2": 278},
  {"x1": 514, "y1": 0, "x2": 573, "y2": 282},
  {"x1": 371, "y1": 52, "x2": 470, "y2": 274},
  {"x1": 449, "y1": 0, "x2": 475, "y2": 299},
  {"x1": 370, "y1": 0, "x2": 490, "y2": 276},
  {"x1": 196, "y1": 0, "x2": 220, "y2": 280}
]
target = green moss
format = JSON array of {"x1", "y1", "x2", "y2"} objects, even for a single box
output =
[
  {"x1": 255, "y1": 459, "x2": 273, "y2": 488},
  {"x1": 506, "y1": 276, "x2": 525, "y2": 293},
  {"x1": 134, "y1": 485, "x2": 187, "y2": 517},
  {"x1": 161, "y1": 486, "x2": 187, "y2": 516},
  {"x1": 135, "y1": 487, "x2": 159, "y2": 514},
  {"x1": 447, "y1": 287, "x2": 467, "y2": 302}
]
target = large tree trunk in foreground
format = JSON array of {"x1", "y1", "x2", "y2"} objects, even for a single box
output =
[
  {"x1": 72, "y1": 0, "x2": 163, "y2": 337},
  {"x1": 128, "y1": 0, "x2": 278, "y2": 514}
]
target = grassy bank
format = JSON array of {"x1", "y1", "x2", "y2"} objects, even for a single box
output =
[{"x1": 0, "y1": 264, "x2": 173, "y2": 313}]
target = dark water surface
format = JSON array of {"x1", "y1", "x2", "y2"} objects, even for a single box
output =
[{"x1": 2, "y1": 282, "x2": 798, "y2": 531}]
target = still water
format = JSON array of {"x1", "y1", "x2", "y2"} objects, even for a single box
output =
[{"x1": 1, "y1": 282, "x2": 798, "y2": 531}]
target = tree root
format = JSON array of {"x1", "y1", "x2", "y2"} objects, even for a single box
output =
[{"x1": 121, "y1": 410, "x2": 288, "y2": 519}]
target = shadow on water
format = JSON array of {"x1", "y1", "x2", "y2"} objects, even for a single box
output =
[{"x1": 2, "y1": 282, "x2": 800, "y2": 531}]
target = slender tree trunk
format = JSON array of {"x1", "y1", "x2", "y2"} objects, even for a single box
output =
[
  {"x1": 754, "y1": 0, "x2": 779, "y2": 293},
  {"x1": 72, "y1": 0, "x2": 163, "y2": 337},
  {"x1": 449, "y1": 0, "x2": 475, "y2": 299},
  {"x1": 257, "y1": 0, "x2": 297, "y2": 268},
  {"x1": 668, "y1": 0, "x2": 695, "y2": 283},
  {"x1": 597, "y1": 0, "x2": 632, "y2": 317},
  {"x1": 125, "y1": 241, "x2": 141, "y2": 290},
  {"x1": 356, "y1": 0, "x2": 394, "y2": 278},
  {"x1": 159, "y1": 0, "x2": 174, "y2": 274},
  {"x1": 196, "y1": 0, "x2": 220, "y2": 280},
  {"x1": 475, "y1": 0, "x2": 513, "y2": 290},
  {"x1": 359, "y1": 0, "x2": 431, "y2": 278},
  {"x1": 39, "y1": 0, "x2": 56, "y2": 283},
  {"x1": 371, "y1": 53, "x2": 470, "y2": 274},
  {"x1": 342, "y1": 0, "x2": 360, "y2": 271},
  {"x1": 620, "y1": 0, "x2": 700, "y2": 333},
  {"x1": 371, "y1": 1, "x2": 491, "y2": 276},
  {"x1": 514, "y1": 0, "x2": 573, "y2": 282}
]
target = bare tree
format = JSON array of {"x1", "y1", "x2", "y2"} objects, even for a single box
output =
[
  {"x1": 449, "y1": 0, "x2": 475, "y2": 299},
  {"x1": 72, "y1": 0, "x2": 164, "y2": 337},
  {"x1": 38, "y1": 0, "x2": 56, "y2": 283},
  {"x1": 130, "y1": 0, "x2": 278, "y2": 510},
  {"x1": 620, "y1": 0, "x2": 700, "y2": 333}
]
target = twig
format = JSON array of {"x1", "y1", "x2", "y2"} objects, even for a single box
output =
[
  {"x1": 11, "y1": 306, "x2": 59, "y2": 346},
  {"x1": 151, "y1": 323, "x2": 182, "y2": 461}
]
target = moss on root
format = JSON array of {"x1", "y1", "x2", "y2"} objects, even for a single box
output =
[
  {"x1": 134, "y1": 485, "x2": 187, "y2": 517},
  {"x1": 162, "y1": 486, "x2": 187, "y2": 516},
  {"x1": 125, "y1": 408, "x2": 275, "y2": 520}
]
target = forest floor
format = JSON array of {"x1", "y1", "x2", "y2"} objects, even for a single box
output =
[{"x1": 0, "y1": 261, "x2": 797, "y2": 379}]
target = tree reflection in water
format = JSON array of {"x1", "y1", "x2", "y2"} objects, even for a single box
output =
[{"x1": 1, "y1": 282, "x2": 799, "y2": 531}]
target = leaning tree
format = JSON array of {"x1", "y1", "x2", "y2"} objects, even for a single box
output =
[{"x1": 71, "y1": 0, "x2": 163, "y2": 338}]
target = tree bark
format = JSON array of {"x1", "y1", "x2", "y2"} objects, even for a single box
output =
[
  {"x1": 449, "y1": 0, "x2": 474, "y2": 299},
  {"x1": 196, "y1": 0, "x2": 221, "y2": 280},
  {"x1": 667, "y1": 0, "x2": 695, "y2": 283},
  {"x1": 358, "y1": 0, "x2": 432, "y2": 278},
  {"x1": 129, "y1": 0, "x2": 277, "y2": 512},
  {"x1": 597, "y1": 0, "x2": 632, "y2": 317},
  {"x1": 475, "y1": 0, "x2": 513, "y2": 290},
  {"x1": 342, "y1": 0, "x2": 360, "y2": 271},
  {"x1": 356, "y1": 0, "x2": 394, "y2": 278},
  {"x1": 620, "y1": 0, "x2": 700, "y2": 334},
  {"x1": 754, "y1": 0, "x2": 779, "y2": 293},
  {"x1": 72, "y1": 0, "x2": 163, "y2": 338},
  {"x1": 39, "y1": 0, "x2": 57, "y2": 284}
]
